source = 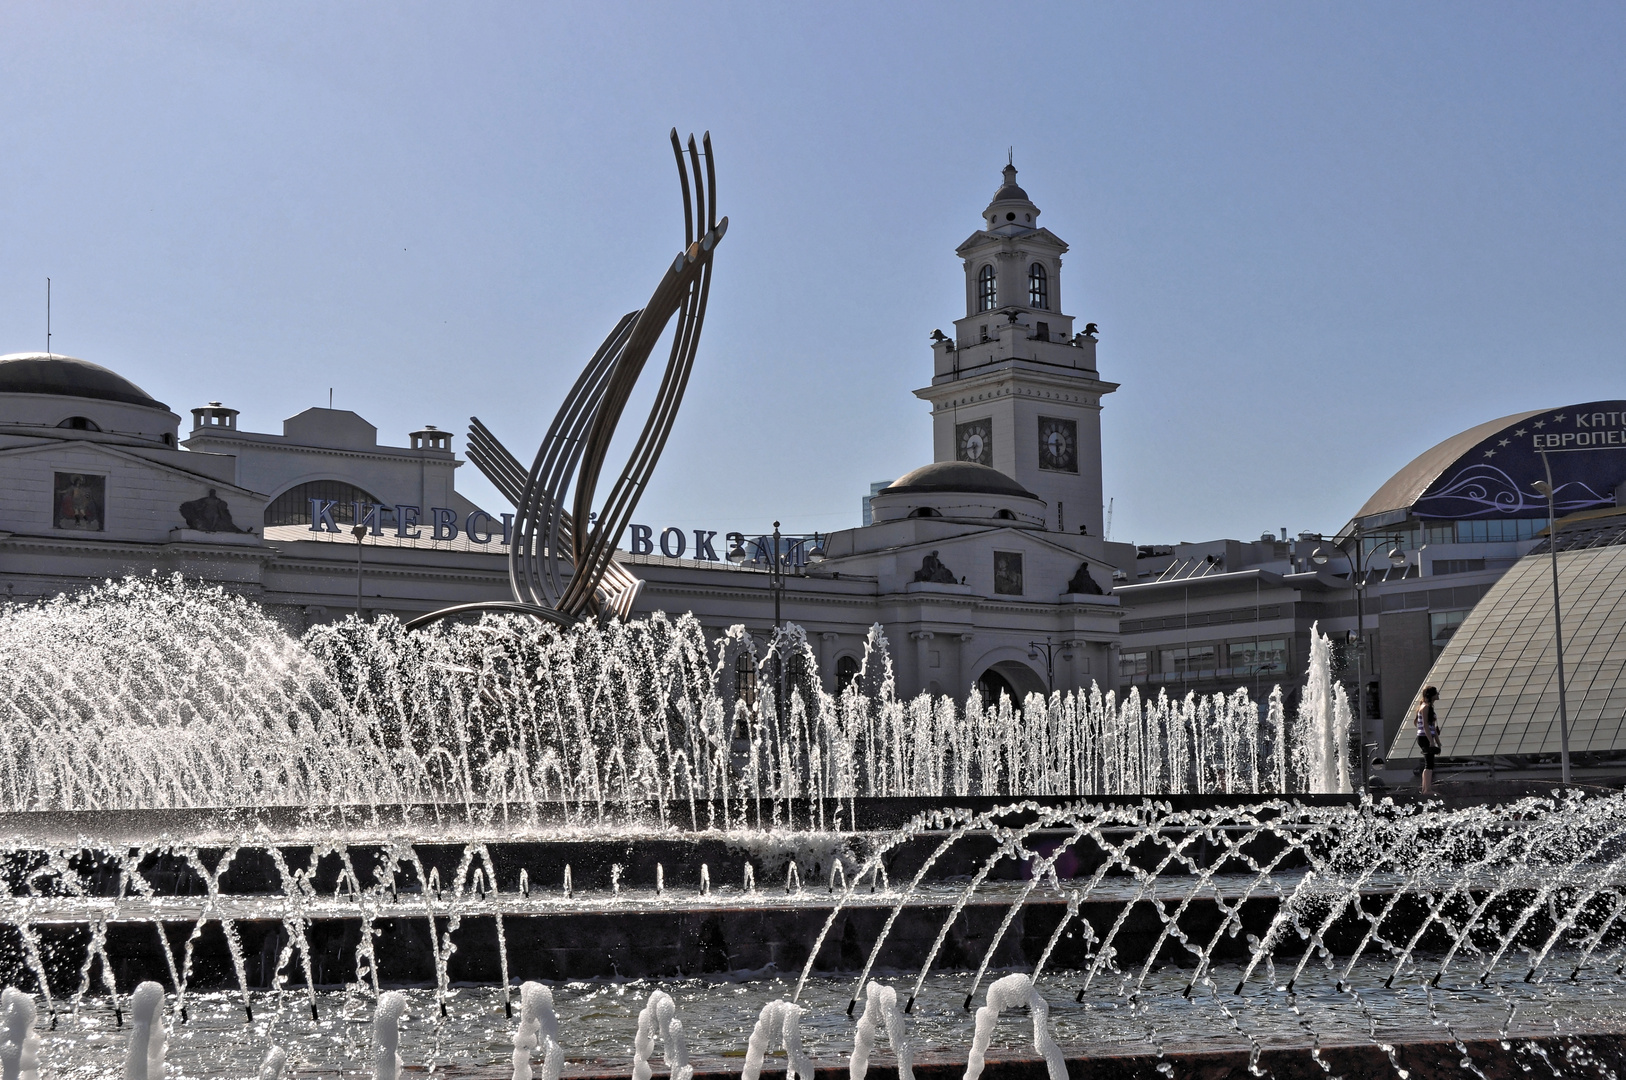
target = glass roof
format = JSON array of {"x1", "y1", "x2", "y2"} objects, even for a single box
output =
[{"x1": 1390, "y1": 528, "x2": 1626, "y2": 759}]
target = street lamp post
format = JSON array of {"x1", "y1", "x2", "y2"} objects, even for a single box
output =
[
  {"x1": 1312, "y1": 528, "x2": 1408, "y2": 787},
  {"x1": 1533, "y1": 456, "x2": 1572, "y2": 785},
  {"x1": 351, "y1": 522, "x2": 368, "y2": 619},
  {"x1": 1027, "y1": 636, "x2": 1076, "y2": 696},
  {"x1": 727, "y1": 524, "x2": 826, "y2": 718},
  {"x1": 726, "y1": 522, "x2": 827, "y2": 628}
]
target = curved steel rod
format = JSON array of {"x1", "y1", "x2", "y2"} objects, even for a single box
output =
[
  {"x1": 465, "y1": 415, "x2": 643, "y2": 610},
  {"x1": 557, "y1": 134, "x2": 723, "y2": 617},
  {"x1": 517, "y1": 311, "x2": 638, "y2": 607},
  {"x1": 412, "y1": 129, "x2": 724, "y2": 631},
  {"x1": 570, "y1": 233, "x2": 720, "y2": 613},
  {"x1": 673, "y1": 128, "x2": 694, "y2": 248}
]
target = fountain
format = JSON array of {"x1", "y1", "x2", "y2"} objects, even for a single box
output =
[
  {"x1": 0, "y1": 578, "x2": 1624, "y2": 1077},
  {"x1": 0, "y1": 576, "x2": 1347, "y2": 818},
  {"x1": 0, "y1": 132, "x2": 1619, "y2": 1078}
]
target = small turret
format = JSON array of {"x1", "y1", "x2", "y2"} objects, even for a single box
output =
[
  {"x1": 192, "y1": 401, "x2": 239, "y2": 432},
  {"x1": 410, "y1": 424, "x2": 452, "y2": 452},
  {"x1": 983, "y1": 159, "x2": 1040, "y2": 234}
]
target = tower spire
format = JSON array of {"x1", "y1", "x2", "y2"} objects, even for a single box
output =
[{"x1": 921, "y1": 162, "x2": 1116, "y2": 537}]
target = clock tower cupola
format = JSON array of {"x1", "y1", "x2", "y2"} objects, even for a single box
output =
[
  {"x1": 983, "y1": 161, "x2": 1042, "y2": 234},
  {"x1": 914, "y1": 160, "x2": 1118, "y2": 538}
]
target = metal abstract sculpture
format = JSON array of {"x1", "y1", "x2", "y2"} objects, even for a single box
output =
[{"x1": 407, "y1": 130, "x2": 724, "y2": 631}]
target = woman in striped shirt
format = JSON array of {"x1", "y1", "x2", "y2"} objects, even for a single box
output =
[{"x1": 1416, "y1": 686, "x2": 1441, "y2": 796}]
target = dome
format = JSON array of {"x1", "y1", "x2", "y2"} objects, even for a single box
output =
[
  {"x1": 992, "y1": 179, "x2": 1029, "y2": 202},
  {"x1": 1350, "y1": 400, "x2": 1626, "y2": 527},
  {"x1": 0, "y1": 353, "x2": 168, "y2": 410},
  {"x1": 1352, "y1": 408, "x2": 1543, "y2": 521},
  {"x1": 885, "y1": 461, "x2": 1039, "y2": 499},
  {"x1": 986, "y1": 163, "x2": 1034, "y2": 208}
]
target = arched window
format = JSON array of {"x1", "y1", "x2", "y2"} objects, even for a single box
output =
[
  {"x1": 977, "y1": 667, "x2": 1019, "y2": 705},
  {"x1": 734, "y1": 652, "x2": 758, "y2": 709},
  {"x1": 835, "y1": 655, "x2": 860, "y2": 693},
  {"x1": 908, "y1": 507, "x2": 941, "y2": 518},
  {"x1": 977, "y1": 265, "x2": 997, "y2": 311},
  {"x1": 994, "y1": 509, "x2": 1016, "y2": 520},
  {"x1": 265, "y1": 480, "x2": 387, "y2": 527},
  {"x1": 56, "y1": 416, "x2": 101, "y2": 431},
  {"x1": 1028, "y1": 263, "x2": 1048, "y2": 310}
]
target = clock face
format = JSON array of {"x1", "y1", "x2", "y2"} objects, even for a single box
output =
[
  {"x1": 956, "y1": 419, "x2": 992, "y2": 466},
  {"x1": 1038, "y1": 416, "x2": 1078, "y2": 473}
]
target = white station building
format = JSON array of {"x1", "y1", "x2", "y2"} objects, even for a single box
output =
[{"x1": 0, "y1": 163, "x2": 1135, "y2": 701}]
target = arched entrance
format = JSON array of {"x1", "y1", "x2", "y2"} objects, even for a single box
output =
[{"x1": 975, "y1": 659, "x2": 1047, "y2": 704}]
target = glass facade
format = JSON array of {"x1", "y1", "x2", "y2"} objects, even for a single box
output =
[
  {"x1": 1116, "y1": 636, "x2": 1296, "y2": 684},
  {"x1": 1119, "y1": 650, "x2": 1150, "y2": 680},
  {"x1": 264, "y1": 480, "x2": 387, "y2": 527},
  {"x1": 1356, "y1": 517, "x2": 1549, "y2": 560},
  {"x1": 1428, "y1": 609, "x2": 1467, "y2": 654},
  {"x1": 1389, "y1": 539, "x2": 1626, "y2": 759},
  {"x1": 1431, "y1": 558, "x2": 1486, "y2": 576},
  {"x1": 1228, "y1": 638, "x2": 1287, "y2": 676},
  {"x1": 1160, "y1": 645, "x2": 1217, "y2": 677}
]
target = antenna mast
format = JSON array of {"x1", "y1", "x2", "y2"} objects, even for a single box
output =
[
  {"x1": 1104, "y1": 497, "x2": 1114, "y2": 542},
  {"x1": 46, "y1": 278, "x2": 51, "y2": 356}
]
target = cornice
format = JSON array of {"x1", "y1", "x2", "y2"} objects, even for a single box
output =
[
  {"x1": 158, "y1": 541, "x2": 278, "y2": 561},
  {"x1": 635, "y1": 581, "x2": 881, "y2": 608},
  {"x1": 917, "y1": 364, "x2": 1118, "y2": 407},
  {"x1": 0, "y1": 425, "x2": 178, "y2": 452},
  {"x1": 955, "y1": 227, "x2": 1069, "y2": 258},
  {"x1": 0, "y1": 534, "x2": 273, "y2": 561},
  {"x1": 265, "y1": 559, "x2": 508, "y2": 585},
  {"x1": 184, "y1": 434, "x2": 459, "y2": 467},
  {"x1": 0, "y1": 439, "x2": 260, "y2": 494}
]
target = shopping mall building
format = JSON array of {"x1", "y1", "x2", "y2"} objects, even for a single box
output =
[
  {"x1": 1115, "y1": 403, "x2": 1626, "y2": 774},
  {"x1": 2, "y1": 163, "x2": 1621, "y2": 754}
]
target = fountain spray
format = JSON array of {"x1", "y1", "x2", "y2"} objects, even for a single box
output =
[
  {"x1": 123, "y1": 982, "x2": 166, "y2": 1080},
  {"x1": 0, "y1": 989, "x2": 40, "y2": 1080}
]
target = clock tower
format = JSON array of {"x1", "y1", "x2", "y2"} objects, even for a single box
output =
[{"x1": 914, "y1": 162, "x2": 1118, "y2": 538}]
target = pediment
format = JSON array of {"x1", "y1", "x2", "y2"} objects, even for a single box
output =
[
  {"x1": 0, "y1": 440, "x2": 260, "y2": 497},
  {"x1": 955, "y1": 226, "x2": 1069, "y2": 257}
]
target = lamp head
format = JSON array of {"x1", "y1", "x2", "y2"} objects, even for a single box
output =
[
  {"x1": 1387, "y1": 548, "x2": 1407, "y2": 568},
  {"x1": 1310, "y1": 547, "x2": 1329, "y2": 566},
  {"x1": 1532, "y1": 480, "x2": 1554, "y2": 497},
  {"x1": 351, "y1": 523, "x2": 368, "y2": 540},
  {"x1": 806, "y1": 534, "x2": 826, "y2": 564},
  {"x1": 726, "y1": 537, "x2": 748, "y2": 565}
]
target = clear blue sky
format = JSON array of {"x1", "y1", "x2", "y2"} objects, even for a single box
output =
[{"x1": 2, "y1": 3, "x2": 1622, "y2": 547}]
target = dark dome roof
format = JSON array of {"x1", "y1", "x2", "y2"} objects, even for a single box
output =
[
  {"x1": 0, "y1": 353, "x2": 168, "y2": 410},
  {"x1": 884, "y1": 461, "x2": 1038, "y2": 498},
  {"x1": 1353, "y1": 408, "x2": 1544, "y2": 520},
  {"x1": 987, "y1": 163, "x2": 1033, "y2": 206},
  {"x1": 1349, "y1": 399, "x2": 1626, "y2": 529}
]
